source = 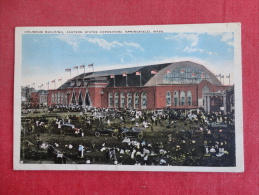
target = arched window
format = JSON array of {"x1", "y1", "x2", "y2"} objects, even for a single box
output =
[
  {"x1": 58, "y1": 92, "x2": 60, "y2": 104},
  {"x1": 64, "y1": 93, "x2": 67, "y2": 105},
  {"x1": 173, "y1": 91, "x2": 179, "y2": 107},
  {"x1": 166, "y1": 91, "x2": 171, "y2": 106},
  {"x1": 187, "y1": 91, "x2": 192, "y2": 106},
  {"x1": 180, "y1": 91, "x2": 186, "y2": 106},
  {"x1": 61, "y1": 93, "x2": 64, "y2": 104},
  {"x1": 51, "y1": 93, "x2": 54, "y2": 104},
  {"x1": 78, "y1": 92, "x2": 83, "y2": 105},
  {"x1": 120, "y1": 93, "x2": 125, "y2": 108},
  {"x1": 108, "y1": 92, "x2": 113, "y2": 108},
  {"x1": 134, "y1": 92, "x2": 139, "y2": 109},
  {"x1": 71, "y1": 92, "x2": 77, "y2": 105},
  {"x1": 127, "y1": 93, "x2": 132, "y2": 108},
  {"x1": 114, "y1": 92, "x2": 119, "y2": 108},
  {"x1": 55, "y1": 93, "x2": 58, "y2": 104},
  {"x1": 202, "y1": 86, "x2": 210, "y2": 93},
  {"x1": 141, "y1": 92, "x2": 147, "y2": 109}
]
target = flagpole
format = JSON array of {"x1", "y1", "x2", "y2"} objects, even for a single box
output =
[
  {"x1": 84, "y1": 63, "x2": 85, "y2": 78},
  {"x1": 140, "y1": 72, "x2": 142, "y2": 86},
  {"x1": 156, "y1": 71, "x2": 157, "y2": 86},
  {"x1": 92, "y1": 63, "x2": 95, "y2": 79}
]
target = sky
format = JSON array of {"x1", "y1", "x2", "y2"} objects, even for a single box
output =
[{"x1": 22, "y1": 32, "x2": 234, "y2": 89}]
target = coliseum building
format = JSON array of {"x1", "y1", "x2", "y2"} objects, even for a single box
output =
[{"x1": 47, "y1": 61, "x2": 234, "y2": 113}]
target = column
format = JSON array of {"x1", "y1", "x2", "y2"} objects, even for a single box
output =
[{"x1": 223, "y1": 94, "x2": 227, "y2": 114}]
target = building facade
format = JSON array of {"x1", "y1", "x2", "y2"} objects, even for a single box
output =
[{"x1": 46, "y1": 61, "x2": 233, "y2": 113}]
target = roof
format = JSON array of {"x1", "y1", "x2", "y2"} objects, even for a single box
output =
[{"x1": 58, "y1": 61, "x2": 221, "y2": 89}]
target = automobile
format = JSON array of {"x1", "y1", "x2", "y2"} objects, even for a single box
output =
[
  {"x1": 121, "y1": 127, "x2": 143, "y2": 138},
  {"x1": 60, "y1": 123, "x2": 81, "y2": 136},
  {"x1": 94, "y1": 127, "x2": 118, "y2": 137}
]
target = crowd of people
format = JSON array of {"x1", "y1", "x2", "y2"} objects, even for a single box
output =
[{"x1": 21, "y1": 106, "x2": 236, "y2": 166}]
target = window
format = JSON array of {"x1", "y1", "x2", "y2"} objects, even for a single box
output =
[
  {"x1": 108, "y1": 92, "x2": 113, "y2": 108},
  {"x1": 173, "y1": 91, "x2": 179, "y2": 107},
  {"x1": 127, "y1": 93, "x2": 132, "y2": 108},
  {"x1": 120, "y1": 93, "x2": 125, "y2": 108},
  {"x1": 58, "y1": 92, "x2": 60, "y2": 104},
  {"x1": 180, "y1": 91, "x2": 186, "y2": 106},
  {"x1": 134, "y1": 92, "x2": 139, "y2": 109},
  {"x1": 114, "y1": 92, "x2": 119, "y2": 108},
  {"x1": 163, "y1": 67, "x2": 212, "y2": 84},
  {"x1": 187, "y1": 91, "x2": 192, "y2": 106},
  {"x1": 166, "y1": 91, "x2": 171, "y2": 106},
  {"x1": 71, "y1": 92, "x2": 77, "y2": 105},
  {"x1": 141, "y1": 92, "x2": 147, "y2": 109},
  {"x1": 78, "y1": 92, "x2": 83, "y2": 105},
  {"x1": 61, "y1": 93, "x2": 64, "y2": 104},
  {"x1": 55, "y1": 93, "x2": 58, "y2": 104},
  {"x1": 51, "y1": 93, "x2": 54, "y2": 104}
]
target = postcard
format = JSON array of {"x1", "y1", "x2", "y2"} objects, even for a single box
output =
[{"x1": 14, "y1": 23, "x2": 243, "y2": 171}]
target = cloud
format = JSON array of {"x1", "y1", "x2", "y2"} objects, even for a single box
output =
[
  {"x1": 221, "y1": 33, "x2": 233, "y2": 42},
  {"x1": 56, "y1": 35, "x2": 144, "y2": 51},
  {"x1": 87, "y1": 38, "x2": 144, "y2": 51},
  {"x1": 183, "y1": 46, "x2": 216, "y2": 56},
  {"x1": 165, "y1": 33, "x2": 199, "y2": 47},
  {"x1": 86, "y1": 38, "x2": 123, "y2": 50},
  {"x1": 206, "y1": 32, "x2": 234, "y2": 47},
  {"x1": 56, "y1": 35, "x2": 80, "y2": 51},
  {"x1": 123, "y1": 42, "x2": 144, "y2": 51}
]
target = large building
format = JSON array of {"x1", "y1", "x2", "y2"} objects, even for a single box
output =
[{"x1": 47, "y1": 61, "x2": 233, "y2": 113}]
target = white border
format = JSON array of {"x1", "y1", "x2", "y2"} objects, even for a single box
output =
[{"x1": 14, "y1": 23, "x2": 243, "y2": 172}]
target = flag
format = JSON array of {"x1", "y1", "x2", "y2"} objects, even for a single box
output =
[
  {"x1": 73, "y1": 66, "x2": 78, "y2": 69},
  {"x1": 58, "y1": 78, "x2": 62, "y2": 81},
  {"x1": 80, "y1": 65, "x2": 85, "y2": 69},
  {"x1": 65, "y1": 68, "x2": 71, "y2": 72},
  {"x1": 201, "y1": 73, "x2": 205, "y2": 78},
  {"x1": 151, "y1": 70, "x2": 157, "y2": 74},
  {"x1": 136, "y1": 71, "x2": 141, "y2": 76},
  {"x1": 180, "y1": 69, "x2": 185, "y2": 74},
  {"x1": 216, "y1": 73, "x2": 221, "y2": 77},
  {"x1": 51, "y1": 80, "x2": 55, "y2": 83},
  {"x1": 88, "y1": 63, "x2": 93, "y2": 67},
  {"x1": 191, "y1": 72, "x2": 196, "y2": 77},
  {"x1": 122, "y1": 73, "x2": 127, "y2": 77},
  {"x1": 110, "y1": 75, "x2": 115, "y2": 78},
  {"x1": 166, "y1": 70, "x2": 170, "y2": 74},
  {"x1": 226, "y1": 74, "x2": 230, "y2": 78}
]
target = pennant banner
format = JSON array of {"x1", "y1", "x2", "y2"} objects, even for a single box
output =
[{"x1": 151, "y1": 70, "x2": 157, "y2": 74}]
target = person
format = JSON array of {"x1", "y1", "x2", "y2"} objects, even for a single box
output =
[
  {"x1": 78, "y1": 144, "x2": 84, "y2": 158},
  {"x1": 79, "y1": 128, "x2": 84, "y2": 137}
]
